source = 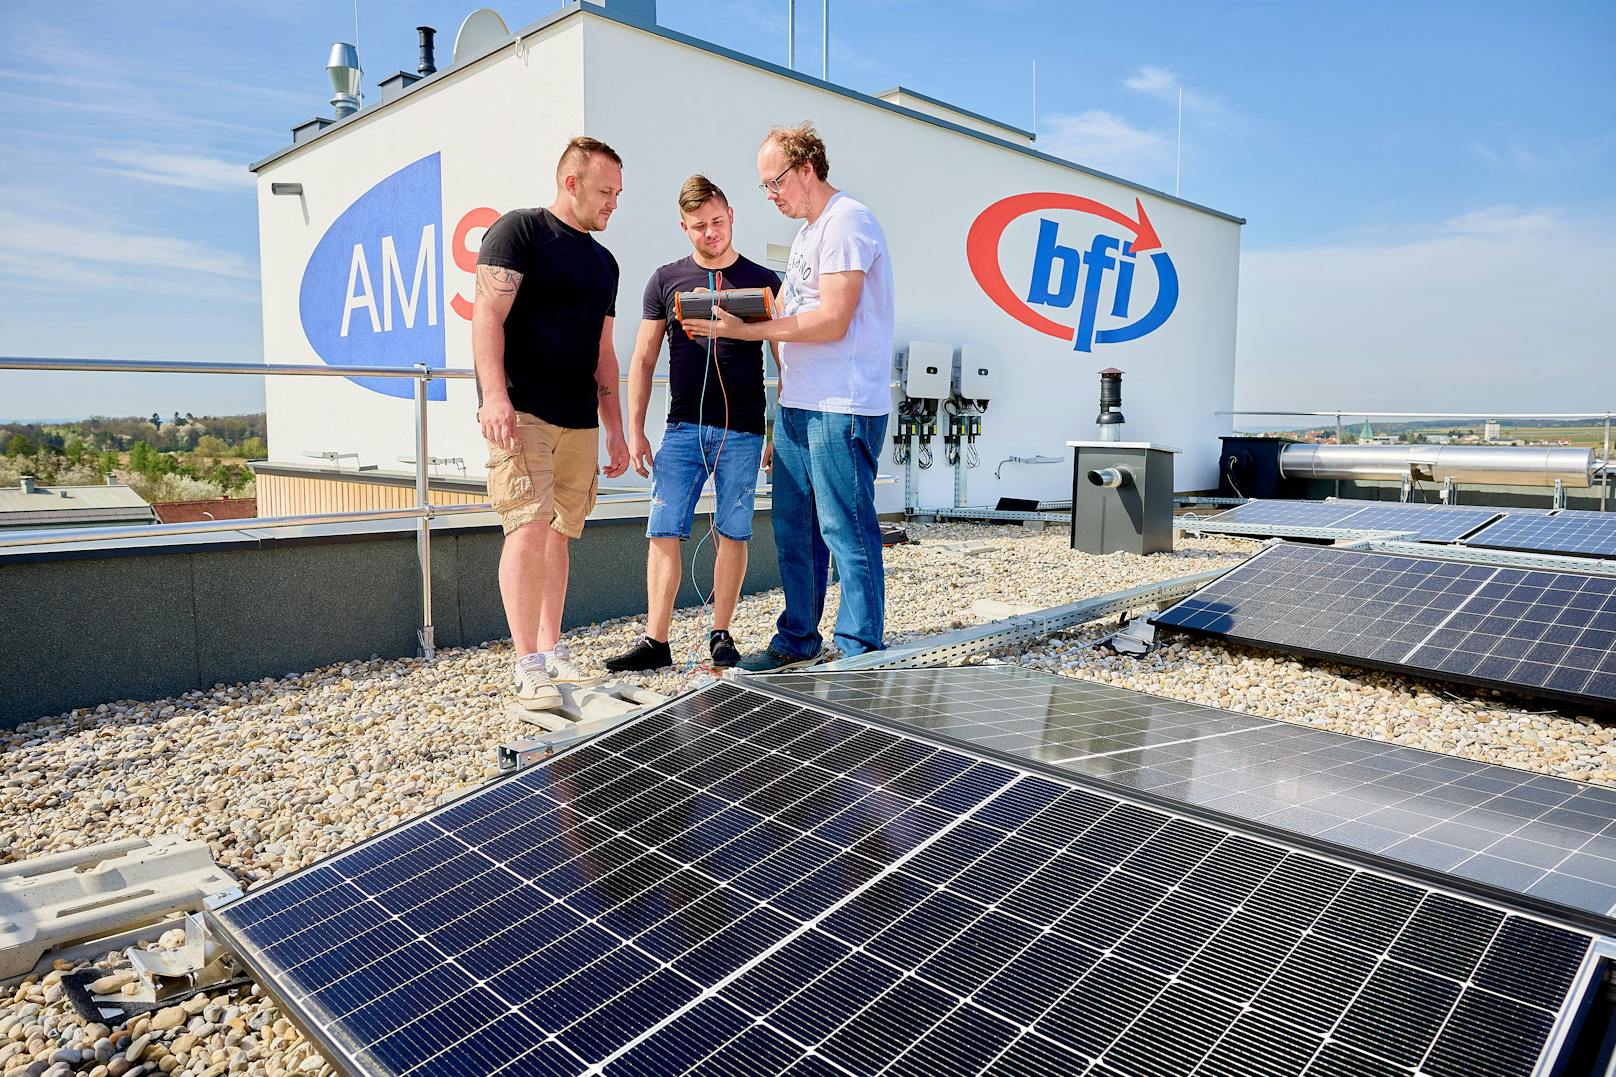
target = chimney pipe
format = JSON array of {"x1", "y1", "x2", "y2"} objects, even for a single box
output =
[
  {"x1": 326, "y1": 42, "x2": 363, "y2": 119},
  {"x1": 417, "y1": 26, "x2": 437, "y2": 76},
  {"x1": 19, "y1": 476, "x2": 36, "y2": 495},
  {"x1": 1096, "y1": 368, "x2": 1125, "y2": 441}
]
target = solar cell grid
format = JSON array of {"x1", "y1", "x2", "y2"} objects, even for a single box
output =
[
  {"x1": 772, "y1": 666, "x2": 1616, "y2": 917},
  {"x1": 1468, "y1": 508, "x2": 1616, "y2": 558},
  {"x1": 1155, "y1": 542, "x2": 1616, "y2": 704},
  {"x1": 213, "y1": 681, "x2": 1603, "y2": 1077}
]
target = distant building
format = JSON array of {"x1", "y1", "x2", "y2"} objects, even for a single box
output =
[
  {"x1": 1484, "y1": 419, "x2": 1502, "y2": 442},
  {"x1": 0, "y1": 477, "x2": 156, "y2": 532}
]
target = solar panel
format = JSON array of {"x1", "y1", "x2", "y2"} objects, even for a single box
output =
[
  {"x1": 209, "y1": 681, "x2": 1605, "y2": 1077},
  {"x1": 1467, "y1": 509, "x2": 1616, "y2": 559},
  {"x1": 1154, "y1": 542, "x2": 1616, "y2": 706},
  {"x1": 1208, "y1": 499, "x2": 1507, "y2": 541},
  {"x1": 771, "y1": 666, "x2": 1616, "y2": 918}
]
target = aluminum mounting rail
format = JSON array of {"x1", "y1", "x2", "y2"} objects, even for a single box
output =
[{"x1": 804, "y1": 567, "x2": 1231, "y2": 672}]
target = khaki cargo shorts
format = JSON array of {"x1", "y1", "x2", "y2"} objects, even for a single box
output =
[{"x1": 484, "y1": 411, "x2": 599, "y2": 539}]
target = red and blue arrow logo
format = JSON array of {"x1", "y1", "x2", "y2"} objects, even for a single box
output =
[{"x1": 967, "y1": 192, "x2": 1178, "y2": 352}]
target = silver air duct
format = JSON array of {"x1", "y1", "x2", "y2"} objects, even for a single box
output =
[
  {"x1": 1279, "y1": 444, "x2": 1594, "y2": 488},
  {"x1": 1087, "y1": 466, "x2": 1133, "y2": 490},
  {"x1": 327, "y1": 42, "x2": 363, "y2": 118}
]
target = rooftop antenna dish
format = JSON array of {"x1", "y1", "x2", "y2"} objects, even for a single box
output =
[{"x1": 453, "y1": 8, "x2": 511, "y2": 65}]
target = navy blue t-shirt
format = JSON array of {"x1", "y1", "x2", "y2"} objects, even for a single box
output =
[{"x1": 642, "y1": 254, "x2": 780, "y2": 435}]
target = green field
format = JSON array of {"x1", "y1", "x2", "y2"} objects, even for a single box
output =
[{"x1": 1499, "y1": 425, "x2": 1613, "y2": 449}]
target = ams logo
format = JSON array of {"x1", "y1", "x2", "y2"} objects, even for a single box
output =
[
  {"x1": 966, "y1": 193, "x2": 1178, "y2": 352},
  {"x1": 298, "y1": 153, "x2": 496, "y2": 400}
]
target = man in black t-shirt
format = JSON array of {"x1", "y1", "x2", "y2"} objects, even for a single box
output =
[
  {"x1": 474, "y1": 136, "x2": 630, "y2": 710},
  {"x1": 605, "y1": 175, "x2": 781, "y2": 673}
]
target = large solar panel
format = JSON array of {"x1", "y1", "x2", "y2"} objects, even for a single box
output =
[
  {"x1": 1208, "y1": 499, "x2": 1509, "y2": 542},
  {"x1": 209, "y1": 681, "x2": 1605, "y2": 1077},
  {"x1": 772, "y1": 666, "x2": 1616, "y2": 918},
  {"x1": 1467, "y1": 508, "x2": 1616, "y2": 558},
  {"x1": 1154, "y1": 542, "x2": 1616, "y2": 706}
]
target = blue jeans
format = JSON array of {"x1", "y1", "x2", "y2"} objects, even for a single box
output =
[
  {"x1": 770, "y1": 407, "x2": 888, "y2": 658},
  {"x1": 647, "y1": 422, "x2": 764, "y2": 541}
]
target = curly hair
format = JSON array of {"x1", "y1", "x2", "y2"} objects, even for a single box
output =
[{"x1": 764, "y1": 122, "x2": 829, "y2": 181}]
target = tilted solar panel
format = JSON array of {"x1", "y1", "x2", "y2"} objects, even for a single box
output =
[
  {"x1": 771, "y1": 665, "x2": 1616, "y2": 918},
  {"x1": 210, "y1": 681, "x2": 1607, "y2": 1077},
  {"x1": 1467, "y1": 509, "x2": 1616, "y2": 558},
  {"x1": 1154, "y1": 543, "x2": 1616, "y2": 706},
  {"x1": 1209, "y1": 499, "x2": 1508, "y2": 542},
  {"x1": 1209, "y1": 499, "x2": 1371, "y2": 528}
]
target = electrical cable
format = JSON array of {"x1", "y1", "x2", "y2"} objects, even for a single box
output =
[{"x1": 682, "y1": 266, "x2": 731, "y2": 674}]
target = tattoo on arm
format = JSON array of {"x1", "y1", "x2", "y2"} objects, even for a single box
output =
[
  {"x1": 475, "y1": 265, "x2": 523, "y2": 300},
  {"x1": 597, "y1": 384, "x2": 614, "y2": 398}
]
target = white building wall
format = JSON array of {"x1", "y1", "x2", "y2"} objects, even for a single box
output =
[
  {"x1": 254, "y1": 9, "x2": 1240, "y2": 511},
  {"x1": 582, "y1": 17, "x2": 1239, "y2": 507},
  {"x1": 256, "y1": 19, "x2": 587, "y2": 481}
]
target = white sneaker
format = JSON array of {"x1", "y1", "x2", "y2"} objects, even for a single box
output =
[
  {"x1": 513, "y1": 655, "x2": 562, "y2": 711},
  {"x1": 544, "y1": 643, "x2": 600, "y2": 685}
]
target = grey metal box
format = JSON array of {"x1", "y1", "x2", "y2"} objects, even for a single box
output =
[{"x1": 1067, "y1": 441, "x2": 1178, "y2": 555}]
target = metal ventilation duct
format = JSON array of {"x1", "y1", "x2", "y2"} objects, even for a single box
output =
[{"x1": 1278, "y1": 443, "x2": 1594, "y2": 488}]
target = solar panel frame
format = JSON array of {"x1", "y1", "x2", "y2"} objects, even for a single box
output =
[
  {"x1": 1153, "y1": 542, "x2": 1616, "y2": 708},
  {"x1": 1466, "y1": 509, "x2": 1616, "y2": 559},
  {"x1": 209, "y1": 679, "x2": 1612, "y2": 1077}
]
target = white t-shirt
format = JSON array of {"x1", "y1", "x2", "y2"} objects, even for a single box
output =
[{"x1": 776, "y1": 192, "x2": 895, "y2": 415}]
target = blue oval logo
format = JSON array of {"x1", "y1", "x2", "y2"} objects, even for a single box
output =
[{"x1": 299, "y1": 153, "x2": 445, "y2": 400}]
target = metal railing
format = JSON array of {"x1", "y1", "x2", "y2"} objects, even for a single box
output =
[
  {"x1": 0, "y1": 356, "x2": 806, "y2": 661},
  {"x1": 2, "y1": 357, "x2": 492, "y2": 658},
  {"x1": 1216, "y1": 408, "x2": 1613, "y2": 510}
]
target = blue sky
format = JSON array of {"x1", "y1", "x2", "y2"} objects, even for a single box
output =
[{"x1": 2, "y1": 0, "x2": 1612, "y2": 421}]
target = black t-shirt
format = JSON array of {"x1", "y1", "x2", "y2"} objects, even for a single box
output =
[
  {"x1": 642, "y1": 254, "x2": 780, "y2": 436},
  {"x1": 477, "y1": 208, "x2": 618, "y2": 430}
]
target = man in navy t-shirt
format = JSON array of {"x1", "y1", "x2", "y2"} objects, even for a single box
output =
[{"x1": 605, "y1": 175, "x2": 781, "y2": 672}]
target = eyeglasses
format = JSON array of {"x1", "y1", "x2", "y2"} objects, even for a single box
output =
[{"x1": 758, "y1": 163, "x2": 795, "y2": 194}]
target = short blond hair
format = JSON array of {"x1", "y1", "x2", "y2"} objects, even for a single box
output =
[
  {"x1": 555, "y1": 136, "x2": 622, "y2": 185},
  {"x1": 678, "y1": 175, "x2": 728, "y2": 215},
  {"x1": 765, "y1": 122, "x2": 829, "y2": 181}
]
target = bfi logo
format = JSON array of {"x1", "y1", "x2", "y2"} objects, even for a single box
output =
[{"x1": 967, "y1": 193, "x2": 1179, "y2": 352}]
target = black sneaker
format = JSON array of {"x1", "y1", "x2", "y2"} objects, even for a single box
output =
[
  {"x1": 737, "y1": 645, "x2": 823, "y2": 673},
  {"x1": 709, "y1": 630, "x2": 741, "y2": 668},
  {"x1": 604, "y1": 636, "x2": 673, "y2": 672}
]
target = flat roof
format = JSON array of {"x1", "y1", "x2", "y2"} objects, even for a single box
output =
[
  {"x1": 251, "y1": 3, "x2": 1244, "y2": 226},
  {"x1": 875, "y1": 85, "x2": 1036, "y2": 141}
]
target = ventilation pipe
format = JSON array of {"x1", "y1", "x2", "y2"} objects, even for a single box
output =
[
  {"x1": 1096, "y1": 368, "x2": 1125, "y2": 442},
  {"x1": 327, "y1": 43, "x2": 363, "y2": 118},
  {"x1": 417, "y1": 26, "x2": 437, "y2": 75}
]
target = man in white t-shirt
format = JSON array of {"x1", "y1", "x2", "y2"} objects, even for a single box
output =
[{"x1": 686, "y1": 122, "x2": 894, "y2": 669}]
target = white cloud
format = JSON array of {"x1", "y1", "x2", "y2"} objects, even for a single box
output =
[
  {"x1": 95, "y1": 148, "x2": 255, "y2": 191},
  {"x1": 1235, "y1": 207, "x2": 1616, "y2": 414},
  {"x1": 0, "y1": 209, "x2": 258, "y2": 289},
  {"x1": 1038, "y1": 110, "x2": 1172, "y2": 182},
  {"x1": 1124, "y1": 64, "x2": 1232, "y2": 117},
  {"x1": 1124, "y1": 65, "x2": 1179, "y2": 101}
]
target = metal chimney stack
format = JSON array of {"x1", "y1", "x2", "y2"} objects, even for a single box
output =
[
  {"x1": 417, "y1": 26, "x2": 437, "y2": 76},
  {"x1": 327, "y1": 42, "x2": 363, "y2": 118},
  {"x1": 1096, "y1": 368, "x2": 1125, "y2": 441}
]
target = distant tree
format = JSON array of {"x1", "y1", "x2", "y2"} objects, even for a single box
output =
[
  {"x1": 240, "y1": 436, "x2": 266, "y2": 459},
  {"x1": 5, "y1": 434, "x2": 33, "y2": 457},
  {"x1": 150, "y1": 413, "x2": 162, "y2": 430},
  {"x1": 195, "y1": 435, "x2": 229, "y2": 458}
]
